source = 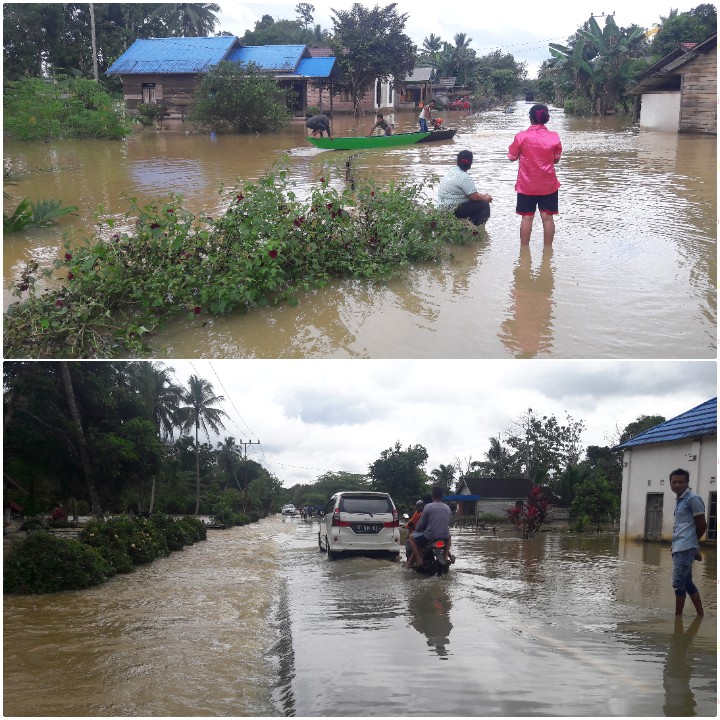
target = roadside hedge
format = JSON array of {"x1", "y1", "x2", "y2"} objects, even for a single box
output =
[{"x1": 4, "y1": 513, "x2": 209, "y2": 594}]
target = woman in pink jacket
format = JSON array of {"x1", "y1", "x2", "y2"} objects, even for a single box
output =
[{"x1": 508, "y1": 104, "x2": 562, "y2": 245}]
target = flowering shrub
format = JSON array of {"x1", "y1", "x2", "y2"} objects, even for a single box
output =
[
  {"x1": 506, "y1": 485, "x2": 551, "y2": 539},
  {"x1": 4, "y1": 164, "x2": 484, "y2": 358}
]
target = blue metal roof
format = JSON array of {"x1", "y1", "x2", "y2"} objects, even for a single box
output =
[
  {"x1": 617, "y1": 397, "x2": 717, "y2": 449},
  {"x1": 296, "y1": 57, "x2": 336, "y2": 78},
  {"x1": 107, "y1": 36, "x2": 237, "y2": 75},
  {"x1": 226, "y1": 45, "x2": 306, "y2": 72},
  {"x1": 443, "y1": 495, "x2": 481, "y2": 502}
]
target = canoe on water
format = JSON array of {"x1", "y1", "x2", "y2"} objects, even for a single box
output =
[{"x1": 306, "y1": 128, "x2": 456, "y2": 150}]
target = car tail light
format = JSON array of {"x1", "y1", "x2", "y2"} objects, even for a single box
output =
[
  {"x1": 331, "y1": 510, "x2": 351, "y2": 527},
  {"x1": 383, "y1": 508, "x2": 399, "y2": 528}
]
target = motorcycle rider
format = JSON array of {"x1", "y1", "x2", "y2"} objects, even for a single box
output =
[{"x1": 407, "y1": 486, "x2": 452, "y2": 568}]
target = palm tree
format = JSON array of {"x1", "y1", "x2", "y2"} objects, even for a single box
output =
[
  {"x1": 484, "y1": 435, "x2": 516, "y2": 477},
  {"x1": 125, "y1": 362, "x2": 184, "y2": 511},
  {"x1": 149, "y1": 3, "x2": 220, "y2": 37},
  {"x1": 422, "y1": 33, "x2": 443, "y2": 54},
  {"x1": 430, "y1": 464, "x2": 456, "y2": 493},
  {"x1": 176, "y1": 375, "x2": 227, "y2": 514},
  {"x1": 217, "y1": 436, "x2": 242, "y2": 489}
]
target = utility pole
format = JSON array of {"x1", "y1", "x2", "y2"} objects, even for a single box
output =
[{"x1": 238, "y1": 439, "x2": 260, "y2": 489}]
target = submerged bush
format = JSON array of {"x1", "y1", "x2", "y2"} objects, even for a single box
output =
[
  {"x1": 3, "y1": 77, "x2": 130, "y2": 140},
  {"x1": 4, "y1": 531, "x2": 112, "y2": 594},
  {"x1": 177, "y1": 516, "x2": 207, "y2": 543},
  {"x1": 4, "y1": 164, "x2": 485, "y2": 358}
]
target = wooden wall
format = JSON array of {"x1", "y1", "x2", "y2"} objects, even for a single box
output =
[{"x1": 679, "y1": 45, "x2": 717, "y2": 134}]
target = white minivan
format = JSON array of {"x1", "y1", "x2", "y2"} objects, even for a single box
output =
[{"x1": 318, "y1": 491, "x2": 401, "y2": 558}]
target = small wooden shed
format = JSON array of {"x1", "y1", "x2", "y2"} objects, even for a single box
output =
[{"x1": 626, "y1": 34, "x2": 716, "y2": 134}]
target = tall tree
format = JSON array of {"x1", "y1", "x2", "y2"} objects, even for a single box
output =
[
  {"x1": 368, "y1": 441, "x2": 428, "y2": 509},
  {"x1": 176, "y1": 375, "x2": 228, "y2": 514},
  {"x1": 330, "y1": 3, "x2": 416, "y2": 116},
  {"x1": 59, "y1": 362, "x2": 103, "y2": 517},
  {"x1": 650, "y1": 4, "x2": 717, "y2": 58},
  {"x1": 124, "y1": 361, "x2": 183, "y2": 511},
  {"x1": 505, "y1": 409, "x2": 586, "y2": 489},
  {"x1": 430, "y1": 464, "x2": 456, "y2": 493},
  {"x1": 295, "y1": 3, "x2": 315, "y2": 29},
  {"x1": 148, "y1": 3, "x2": 220, "y2": 37}
]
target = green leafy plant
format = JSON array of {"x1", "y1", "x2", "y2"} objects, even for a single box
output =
[
  {"x1": 4, "y1": 164, "x2": 484, "y2": 358},
  {"x1": 4, "y1": 531, "x2": 112, "y2": 594},
  {"x1": 135, "y1": 102, "x2": 167, "y2": 127},
  {"x1": 4, "y1": 197, "x2": 78, "y2": 232}
]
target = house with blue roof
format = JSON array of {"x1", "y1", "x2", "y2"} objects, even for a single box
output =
[
  {"x1": 616, "y1": 398, "x2": 716, "y2": 544},
  {"x1": 107, "y1": 37, "x2": 338, "y2": 117}
]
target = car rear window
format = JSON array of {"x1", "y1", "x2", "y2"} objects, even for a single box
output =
[{"x1": 339, "y1": 496, "x2": 393, "y2": 514}]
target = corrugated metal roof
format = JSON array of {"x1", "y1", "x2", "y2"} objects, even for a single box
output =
[
  {"x1": 403, "y1": 67, "x2": 433, "y2": 82},
  {"x1": 296, "y1": 57, "x2": 335, "y2": 78},
  {"x1": 617, "y1": 398, "x2": 717, "y2": 449},
  {"x1": 226, "y1": 45, "x2": 306, "y2": 72},
  {"x1": 107, "y1": 36, "x2": 237, "y2": 75}
]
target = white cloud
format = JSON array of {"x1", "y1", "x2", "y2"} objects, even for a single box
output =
[{"x1": 168, "y1": 359, "x2": 716, "y2": 487}]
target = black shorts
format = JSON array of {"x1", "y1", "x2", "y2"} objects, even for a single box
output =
[{"x1": 516, "y1": 190, "x2": 559, "y2": 216}]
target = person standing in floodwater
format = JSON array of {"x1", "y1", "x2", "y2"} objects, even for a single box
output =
[
  {"x1": 507, "y1": 103, "x2": 562, "y2": 245},
  {"x1": 669, "y1": 468, "x2": 707, "y2": 616}
]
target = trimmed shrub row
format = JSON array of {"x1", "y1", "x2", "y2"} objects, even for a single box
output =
[{"x1": 4, "y1": 513, "x2": 207, "y2": 594}]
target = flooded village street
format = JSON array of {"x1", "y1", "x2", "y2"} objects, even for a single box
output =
[
  {"x1": 3, "y1": 105, "x2": 716, "y2": 358},
  {"x1": 3, "y1": 514, "x2": 716, "y2": 716}
]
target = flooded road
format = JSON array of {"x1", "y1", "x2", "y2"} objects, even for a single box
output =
[
  {"x1": 3, "y1": 105, "x2": 715, "y2": 358},
  {"x1": 4, "y1": 515, "x2": 716, "y2": 716}
]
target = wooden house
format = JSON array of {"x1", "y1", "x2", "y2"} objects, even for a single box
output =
[
  {"x1": 106, "y1": 37, "x2": 337, "y2": 117},
  {"x1": 626, "y1": 34, "x2": 716, "y2": 134},
  {"x1": 616, "y1": 398, "x2": 716, "y2": 544},
  {"x1": 446, "y1": 477, "x2": 539, "y2": 518}
]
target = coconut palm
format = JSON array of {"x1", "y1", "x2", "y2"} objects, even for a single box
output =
[
  {"x1": 124, "y1": 362, "x2": 184, "y2": 511},
  {"x1": 430, "y1": 464, "x2": 456, "y2": 493},
  {"x1": 217, "y1": 436, "x2": 242, "y2": 489},
  {"x1": 176, "y1": 375, "x2": 227, "y2": 514},
  {"x1": 149, "y1": 3, "x2": 220, "y2": 37},
  {"x1": 422, "y1": 33, "x2": 443, "y2": 54}
]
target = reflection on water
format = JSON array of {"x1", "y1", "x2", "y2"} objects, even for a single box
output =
[
  {"x1": 3, "y1": 518, "x2": 716, "y2": 717},
  {"x1": 499, "y1": 243, "x2": 555, "y2": 357},
  {"x1": 3, "y1": 106, "x2": 715, "y2": 358}
]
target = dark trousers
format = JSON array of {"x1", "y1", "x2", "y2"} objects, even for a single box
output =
[{"x1": 454, "y1": 199, "x2": 490, "y2": 226}]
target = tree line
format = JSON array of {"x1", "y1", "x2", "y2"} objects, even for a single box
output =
[
  {"x1": 4, "y1": 3, "x2": 715, "y2": 124},
  {"x1": 3, "y1": 361, "x2": 283, "y2": 522},
  {"x1": 4, "y1": 361, "x2": 663, "y2": 530}
]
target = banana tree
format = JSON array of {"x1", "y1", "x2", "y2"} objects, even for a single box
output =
[
  {"x1": 548, "y1": 37, "x2": 596, "y2": 97},
  {"x1": 577, "y1": 15, "x2": 646, "y2": 113}
]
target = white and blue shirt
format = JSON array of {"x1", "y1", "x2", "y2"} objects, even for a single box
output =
[{"x1": 672, "y1": 488, "x2": 705, "y2": 553}]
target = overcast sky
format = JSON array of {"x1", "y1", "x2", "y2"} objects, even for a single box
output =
[
  {"x1": 217, "y1": 0, "x2": 702, "y2": 77},
  {"x1": 165, "y1": 360, "x2": 717, "y2": 487}
]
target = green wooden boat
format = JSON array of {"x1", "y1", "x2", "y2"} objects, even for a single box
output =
[{"x1": 306, "y1": 129, "x2": 456, "y2": 150}]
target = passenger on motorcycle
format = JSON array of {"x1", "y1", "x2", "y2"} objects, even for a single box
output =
[{"x1": 407, "y1": 486, "x2": 452, "y2": 568}]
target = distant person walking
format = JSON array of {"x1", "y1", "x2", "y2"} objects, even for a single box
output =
[
  {"x1": 669, "y1": 468, "x2": 707, "y2": 616},
  {"x1": 508, "y1": 103, "x2": 562, "y2": 245},
  {"x1": 306, "y1": 114, "x2": 332, "y2": 138},
  {"x1": 436, "y1": 150, "x2": 493, "y2": 226}
]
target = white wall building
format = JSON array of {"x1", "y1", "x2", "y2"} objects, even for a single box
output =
[{"x1": 617, "y1": 398, "x2": 716, "y2": 544}]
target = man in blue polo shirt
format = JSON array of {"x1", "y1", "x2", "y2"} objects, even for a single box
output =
[{"x1": 670, "y1": 468, "x2": 707, "y2": 616}]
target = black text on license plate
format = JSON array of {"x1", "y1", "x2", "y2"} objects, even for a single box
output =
[{"x1": 355, "y1": 524, "x2": 379, "y2": 533}]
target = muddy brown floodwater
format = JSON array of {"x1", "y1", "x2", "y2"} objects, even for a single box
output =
[
  {"x1": 3, "y1": 515, "x2": 716, "y2": 716},
  {"x1": 3, "y1": 105, "x2": 716, "y2": 358}
]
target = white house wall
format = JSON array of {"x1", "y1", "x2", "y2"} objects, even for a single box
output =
[
  {"x1": 640, "y1": 92, "x2": 681, "y2": 131},
  {"x1": 619, "y1": 436, "x2": 717, "y2": 542}
]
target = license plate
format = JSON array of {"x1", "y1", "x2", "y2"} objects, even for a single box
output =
[{"x1": 353, "y1": 523, "x2": 380, "y2": 534}]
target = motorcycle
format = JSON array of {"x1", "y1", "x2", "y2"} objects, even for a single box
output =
[{"x1": 402, "y1": 514, "x2": 454, "y2": 577}]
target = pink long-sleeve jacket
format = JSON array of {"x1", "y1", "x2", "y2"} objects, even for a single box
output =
[{"x1": 507, "y1": 125, "x2": 562, "y2": 195}]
